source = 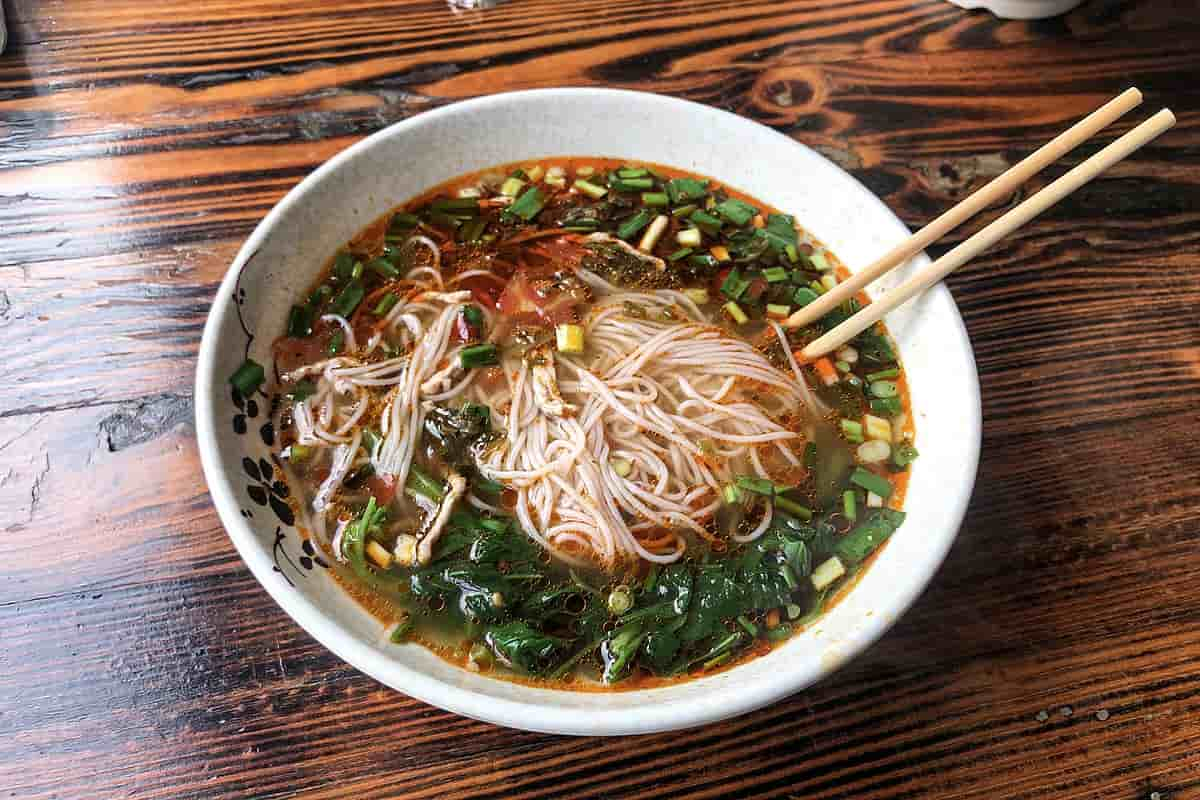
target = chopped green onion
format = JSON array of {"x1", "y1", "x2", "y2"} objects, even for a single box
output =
[
  {"x1": 850, "y1": 467, "x2": 893, "y2": 499},
  {"x1": 431, "y1": 196, "x2": 481, "y2": 214},
  {"x1": 668, "y1": 247, "x2": 694, "y2": 262},
  {"x1": 683, "y1": 287, "x2": 710, "y2": 304},
  {"x1": 461, "y1": 304, "x2": 484, "y2": 328},
  {"x1": 607, "y1": 585, "x2": 634, "y2": 615},
  {"x1": 617, "y1": 210, "x2": 653, "y2": 241},
  {"x1": 811, "y1": 555, "x2": 846, "y2": 591},
  {"x1": 373, "y1": 292, "x2": 399, "y2": 316},
  {"x1": 774, "y1": 495, "x2": 813, "y2": 520},
  {"x1": 610, "y1": 457, "x2": 633, "y2": 477},
  {"x1": 327, "y1": 329, "x2": 344, "y2": 355},
  {"x1": 406, "y1": 464, "x2": 445, "y2": 503},
  {"x1": 610, "y1": 177, "x2": 653, "y2": 191},
  {"x1": 642, "y1": 192, "x2": 670, "y2": 207},
  {"x1": 460, "y1": 217, "x2": 488, "y2": 243},
  {"x1": 893, "y1": 442, "x2": 919, "y2": 468},
  {"x1": 735, "y1": 475, "x2": 775, "y2": 495},
  {"x1": 367, "y1": 257, "x2": 399, "y2": 278},
  {"x1": 811, "y1": 251, "x2": 832, "y2": 271},
  {"x1": 329, "y1": 281, "x2": 364, "y2": 318},
  {"x1": 618, "y1": 167, "x2": 649, "y2": 178},
  {"x1": 720, "y1": 269, "x2": 750, "y2": 300},
  {"x1": 870, "y1": 396, "x2": 903, "y2": 416},
  {"x1": 499, "y1": 176, "x2": 525, "y2": 197},
  {"x1": 843, "y1": 490, "x2": 857, "y2": 522},
  {"x1": 390, "y1": 212, "x2": 421, "y2": 231},
  {"x1": 389, "y1": 614, "x2": 415, "y2": 643},
  {"x1": 460, "y1": 343, "x2": 499, "y2": 369},
  {"x1": 867, "y1": 367, "x2": 900, "y2": 381},
  {"x1": 785, "y1": 244, "x2": 800, "y2": 264},
  {"x1": 350, "y1": 260, "x2": 364, "y2": 281},
  {"x1": 665, "y1": 177, "x2": 709, "y2": 204},
  {"x1": 573, "y1": 178, "x2": 608, "y2": 199},
  {"x1": 737, "y1": 615, "x2": 759, "y2": 637},
  {"x1": 766, "y1": 304, "x2": 791, "y2": 319},
  {"x1": 722, "y1": 484, "x2": 743, "y2": 504},
  {"x1": 333, "y1": 251, "x2": 355, "y2": 280},
  {"x1": 714, "y1": 198, "x2": 757, "y2": 226},
  {"x1": 676, "y1": 227, "x2": 703, "y2": 248},
  {"x1": 763, "y1": 267, "x2": 789, "y2": 283},
  {"x1": 724, "y1": 302, "x2": 749, "y2": 325},
  {"x1": 287, "y1": 305, "x2": 312, "y2": 338},
  {"x1": 670, "y1": 203, "x2": 698, "y2": 218},
  {"x1": 230, "y1": 359, "x2": 265, "y2": 396},
  {"x1": 688, "y1": 254, "x2": 718, "y2": 270},
  {"x1": 288, "y1": 379, "x2": 317, "y2": 401},
  {"x1": 506, "y1": 186, "x2": 546, "y2": 222},
  {"x1": 793, "y1": 287, "x2": 819, "y2": 307},
  {"x1": 869, "y1": 380, "x2": 899, "y2": 399},
  {"x1": 840, "y1": 419, "x2": 864, "y2": 443},
  {"x1": 288, "y1": 443, "x2": 313, "y2": 463},
  {"x1": 689, "y1": 210, "x2": 722, "y2": 235},
  {"x1": 835, "y1": 360, "x2": 851, "y2": 373}
]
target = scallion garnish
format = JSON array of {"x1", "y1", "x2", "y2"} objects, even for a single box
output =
[
  {"x1": 460, "y1": 343, "x2": 499, "y2": 369},
  {"x1": 329, "y1": 281, "x2": 364, "y2": 318},
  {"x1": 720, "y1": 269, "x2": 750, "y2": 301},
  {"x1": 617, "y1": 210, "x2": 653, "y2": 241},
  {"x1": 287, "y1": 305, "x2": 312, "y2": 338},
  {"x1": 689, "y1": 210, "x2": 722, "y2": 235},
  {"x1": 763, "y1": 266, "x2": 789, "y2": 283},
  {"x1": 573, "y1": 179, "x2": 608, "y2": 199},
  {"x1": 668, "y1": 247, "x2": 693, "y2": 262},
  {"x1": 373, "y1": 292, "x2": 399, "y2": 317},
  {"x1": 641, "y1": 192, "x2": 669, "y2": 207},
  {"x1": 670, "y1": 203, "x2": 698, "y2": 218},
  {"x1": 506, "y1": 186, "x2": 546, "y2": 222},
  {"x1": 461, "y1": 304, "x2": 484, "y2": 328},
  {"x1": 867, "y1": 367, "x2": 900, "y2": 381},
  {"x1": 367, "y1": 257, "x2": 399, "y2": 278},
  {"x1": 850, "y1": 467, "x2": 893, "y2": 498},
  {"x1": 893, "y1": 442, "x2": 919, "y2": 468},
  {"x1": 665, "y1": 178, "x2": 709, "y2": 204},
  {"x1": 230, "y1": 359, "x2": 265, "y2": 397},
  {"x1": 793, "y1": 287, "x2": 819, "y2": 307},
  {"x1": 714, "y1": 198, "x2": 757, "y2": 226}
]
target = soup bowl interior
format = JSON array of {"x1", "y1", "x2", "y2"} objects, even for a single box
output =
[{"x1": 196, "y1": 88, "x2": 980, "y2": 736}]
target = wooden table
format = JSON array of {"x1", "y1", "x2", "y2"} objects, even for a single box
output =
[{"x1": 2, "y1": 0, "x2": 1198, "y2": 797}]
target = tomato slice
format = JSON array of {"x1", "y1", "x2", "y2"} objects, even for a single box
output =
[
  {"x1": 366, "y1": 474, "x2": 398, "y2": 506},
  {"x1": 497, "y1": 271, "x2": 579, "y2": 326}
]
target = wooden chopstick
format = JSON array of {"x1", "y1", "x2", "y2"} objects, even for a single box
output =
[
  {"x1": 800, "y1": 107, "x2": 1176, "y2": 360},
  {"x1": 784, "y1": 88, "x2": 1144, "y2": 332}
]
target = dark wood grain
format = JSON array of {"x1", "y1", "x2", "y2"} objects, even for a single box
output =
[{"x1": 2, "y1": 0, "x2": 1200, "y2": 798}]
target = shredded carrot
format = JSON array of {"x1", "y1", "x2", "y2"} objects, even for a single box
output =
[
  {"x1": 752, "y1": 214, "x2": 765, "y2": 229},
  {"x1": 812, "y1": 356, "x2": 838, "y2": 386}
]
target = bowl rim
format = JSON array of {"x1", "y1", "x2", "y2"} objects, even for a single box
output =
[{"x1": 196, "y1": 87, "x2": 981, "y2": 736}]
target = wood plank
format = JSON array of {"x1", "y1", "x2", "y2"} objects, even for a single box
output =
[{"x1": 2, "y1": 541, "x2": 1197, "y2": 799}]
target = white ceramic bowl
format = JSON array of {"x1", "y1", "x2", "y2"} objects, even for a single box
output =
[{"x1": 196, "y1": 88, "x2": 981, "y2": 736}]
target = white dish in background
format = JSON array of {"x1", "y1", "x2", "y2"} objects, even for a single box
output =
[
  {"x1": 195, "y1": 88, "x2": 981, "y2": 736},
  {"x1": 946, "y1": 0, "x2": 1084, "y2": 19}
]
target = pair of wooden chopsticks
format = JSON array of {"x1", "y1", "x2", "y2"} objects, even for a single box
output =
[{"x1": 788, "y1": 88, "x2": 1176, "y2": 360}]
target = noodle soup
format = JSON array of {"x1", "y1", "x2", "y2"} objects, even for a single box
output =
[{"x1": 246, "y1": 159, "x2": 916, "y2": 687}]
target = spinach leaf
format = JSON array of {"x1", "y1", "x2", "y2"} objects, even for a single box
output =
[
  {"x1": 485, "y1": 622, "x2": 568, "y2": 674},
  {"x1": 680, "y1": 564, "x2": 743, "y2": 642},
  {"x1": 424, "y1": 403, "x2": 493, "y2": 466},
  {"x1": 641, "y1": 629, "x2": 681, "y2": 674},
  {"x1": 601, "y1": 622, "x2": 646, "y2": 683},
  {"x1": 654, "y1": 564, "x2": 694, "y2": 616}
]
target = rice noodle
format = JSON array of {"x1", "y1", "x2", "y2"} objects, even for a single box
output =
[{"x1": 279, "y1": 235, "x2": 821, "y2": 570}]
